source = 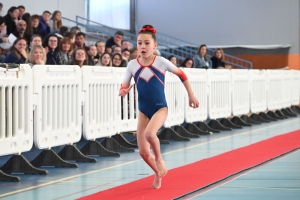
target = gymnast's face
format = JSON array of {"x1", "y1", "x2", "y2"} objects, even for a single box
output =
[{"x1": 137, "y1": 34, "x2": 157, "y2": 59}]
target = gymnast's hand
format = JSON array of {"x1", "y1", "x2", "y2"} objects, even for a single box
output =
[
  {"x1": 119, "y1": 85, "x2": 134, "y2": 97},
  {"x1": 189, "y1": 95, "x2": 200, "y2": 108}
]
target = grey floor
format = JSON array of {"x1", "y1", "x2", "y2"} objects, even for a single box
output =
[{"x1": 0, "y1": 116, "x2": 299, "y2": 200}]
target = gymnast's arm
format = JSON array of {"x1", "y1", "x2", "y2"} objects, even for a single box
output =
[{"x1": 119, "y1": 67, "x2": 133, "y2": 97}]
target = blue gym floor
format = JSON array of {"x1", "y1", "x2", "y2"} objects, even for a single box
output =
[{"x1": 0, "y1": 116, "x2": 299, "y2": 200}]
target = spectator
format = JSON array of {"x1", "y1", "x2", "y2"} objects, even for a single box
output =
[
  {"x1": 58, "y1": 26, "x2": 68, "y2": 37},
  {"x1": 121, "y1": 40, "x2": 131, "y2": 50},
  {"x1": 111, "y1": 45, "x2": 122, "y2": 55},
  {"x1": 70, "y1": 26, "x2": 80, "y2": 34},
  {"x1": 0, "y1": 3, "x2": 3, "y2": 16},
  {"x1": 21, "y1": 13, "x2": 32, "y2": 36},
  {"x1": 49, "y1": 10, "x2": 62, "y2": 33},
  {"x1": 0, "y1": 16, "x2": 8, "y2": 43},
  {"x1": 153, "y1": 49, "x2": 161, "y2": 56},
  {"x1": 105, "y1": 31, "x2": 123, "y2": 53},
  {"x1": 130, "y1": 47, "x2": 138, "y2": 60},
  {"x1": 12, "y1": 20, "x2": 31, "y2": 45},
  {"x1": 193, "y1": 44, "x2": 210, "y2": 69},
  {"x1": 64, "y1": 31, "x2": 75, "y2": 43},
  {"x1": 112, "y1": 53, "x2": 123, "y2": 67},
  {"x1": 94, "y1": 40, "x2": 105, "y2": 60},
  {"x1": 58, "y1": 37, "x2": 73, "y2": 65},
  {"x1": 39, "y1": 10, "x2": 51, "y2": 38},
  {"x1": 121, "y1": 48, "x2": 130, "y2": 66},
  {"x1": 168, "y1": 55, "x2": 177, "y2": 66},
  {"x1": 4, "y1": 6, "x2": 19, "y2": 35},
  {"x1": 17, "y1": 5, "x2": 25, "y2": 19},
  {"x1": 87, "y1": 45, "x2": 98, "y2": 65},
  {"x1": 31, "y1": 14, "x2": 42, "y2": 36},
  {"x1": 210, "y1": 48, "x2": 225, "y2": 69},
  {"x1": 3, "y1": 38, "x2": 28, "y2": 63},
  {"x1": 29, "y1": 34, "x2": 42, "y2": 51},
  {"x1": 71, "y1": 47, "x2": 88, "y2": 67},
  {"x1": 75, "y1": 32, "x2": 89, "y2": 52},
  {"x1": 26, "y1": 44, "x2": 46, "y2": 65},
  {"x1": 98, "y1": 52, "x2": 111, "y2": 66},
  {"x1": 181, "y1": 58, "x2": 194, "y2": 68},
  {"x1": 42, "y1": 34, "x2": 60, "y2": 65}
]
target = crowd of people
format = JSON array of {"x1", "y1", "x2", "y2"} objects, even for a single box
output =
[{"x1": 0, "y1": 4, "x2": 228, "y2": 69}]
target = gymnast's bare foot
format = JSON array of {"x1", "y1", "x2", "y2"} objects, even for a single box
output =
[
  {"x1": 156, "y1": 158, "x2": 167, "y2": 178},
  {"x1": 151, "y1": 174, "x2": 162, "y2": 189}
]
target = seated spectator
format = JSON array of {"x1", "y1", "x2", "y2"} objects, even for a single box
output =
[
  {"x1": 71, "y1": 47, "x2": 88, "y2": 67},
  {"x1": 193, "y1": 44, "x2": 210, "y2": 69},
  {"x1": 26, "y1": 44, "x2": 46, "y2": 65},
  {"x1": 121, "y1": 48, "x2": 130, "y2": 66},
  {"x1": 17, "y1": 5, "x2": 25, "y2": 19},
  {"x1": 31, "y1": 15, "x2": 42, "y2": 37},
  {"x1": 39, "y1": 10, "x2": 51, "y2": 38},
  {"x1": 64, "y1": 31, "x2": 75, "y2": 43},
  {"x1": 98, "y1": 52, "x2": 111, "y2": 66},
  {"x1": 74, "y1": 32, "x2": 89, "y2": 52},
  {"x1": 58, "y1": 37, "x2": 73, "y2": 65},
  {"x1": 29, "y1": 34, "x2": 42, "y2": 51},
  {"x1": 49, "y1": 10, "x2": 62, "y2": 33},
  {"x1": 4, "y1": 6, "x2": 19, "y2": 35},
  {"x1": 87, "y1": 45, "x2": 98, "y2": 65},
  {"x1": 21, "y1": 13, "x2": 32, "y2": 36},
  {"x1": 42, "y1": 34, "x2": 60, "y2": 65},
  {"x1": 70, "y1": 26, "x2": 81, "y2": 34},
  {"x1": 130, "y1": 47, "x2": 138, "y2": 60},
  {"x1": 112, "y1": 53, "x2": 123, "y2": 67},
  {"x1": 168, "y1": 55, "x2": 177, "y2": 66},
  {"x1": 12, "y1": 20, "x2": 31, "y2": 45},
  {"x1": 153, "y1": 49, "x2": 161, "y2": 56},
  {"x1": 94, "y1": 40, "x2": 105, "y2": 60},
  {"x1": 0, "y1": 16, "x2": 8, "y2": 43},
  {"x1": 121, "y1": 40, "x2": 131, "y2": 50},
  {"x1": 210, "y1": 48, "x2": 226, "y2": 69},
  {"x1": 105, "y1": 31, "x2": 123, "y2": 54},
  {"x1": 111, "y1": 45, "x2": 122, "y2": 55},
  {"x1": 58, "y1": 26, "x2": 68, "y2": 37},
  {"x1": 0, "y1": 3, "x2": 3, "y2": 16},
  {"x1": 3, "y1": 38, "x2": 28, "y2": 63},
  {"x1": 181, "y1": 58, "x2": 194, "y2": 68}
]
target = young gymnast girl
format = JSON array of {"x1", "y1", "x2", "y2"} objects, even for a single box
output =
[{"x1": 119, "y1": 25, "x2": 199, "y2": 189}]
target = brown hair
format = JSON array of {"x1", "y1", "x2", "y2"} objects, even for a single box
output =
[
  {"x1": 71, "y1": 47, "x2": 88, "y2": 67},
  {"x1": 59, "y1": 37, "x2": 73, "y2": 53},
  {"x1": 214, "y1": 48, "x2": 225, "y2": 62},
  {"x1": 138, "y1": 25, "x2": 156, "y2": 41},
  {"x1": 51, "y1": 10, "x2": 62, "y2": 30}
]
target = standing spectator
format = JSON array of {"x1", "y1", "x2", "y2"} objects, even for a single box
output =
[
  {"x1": 98, "y1": 52, "x2": 111, "y2": 66},
  {"x1": 74, "y1": 32, "x2": 89, "y2": 52},
  {"x1": 39, "y1": 10, "x2": 51, "y2": 38},
  {"x1": 87, "y1": 45, "x2": 98, "y2": 65},
  {"x1": 4, "y1": 6, "x2": 19, "y2": 35},
  {"x1": 168, "y1": 55, "x2": 177, "y2": 66},
  {"x1": 42, "y1": 34, "x2": 60, "y2": 65},
  {"x1": 31, "y1": 14, "x2": 42, "y2": 36},
  {"x1": 94, "y1": 40, "x2": 105, "y2": 60},
  {"x1": 49, "y1": 10, "x2": 62, "y2": 33},
  {"x1": 17, "y1": 5, "x2": 25, "y2": 19},
  {"x1": 3, "y1": 38, "x2": 28, "y2": 63},
  {"x1": 210, "y1": 48, "x2": 225, "y2": 69},
  {"x1": 193, "y1": 44, "x2": 210, "y2": 69},
  {"x1": 26, "y1": 45, "x2": 46, "y2": 65},
  {"x1": 121, "y1": 40, "x2": 131, "y2": 50},
  {"x1": 12, "y1": 20, "x2": 31, "y2": 45},
  {"x1": 58, "y1": 37, "x2": 73, "y2": 65},
  {"x1": 70, "y1": 26, "x2": 80, "y2": 34},
  {"x1": 112, "y1": 53, "x2": 123, "y2": 67},
  {"x1": 71, "y1": 47, "x2": 88, "y2": 67},
  {"x1": 181, "y1": 58, "x2": 194, "y2": 68},
  {"x1": 29, "y1": 34, "x2": 42, "y2": 51},
  {"x1": 105, "y1": 31, "x2": 123, "y2": 53}
]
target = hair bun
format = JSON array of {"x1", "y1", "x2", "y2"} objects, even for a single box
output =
[{"x1": 138, "y1": 25, "x2": 156, "y2": 34}]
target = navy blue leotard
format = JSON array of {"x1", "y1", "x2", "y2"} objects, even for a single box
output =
[{"x1": 121, "y1": 56, "x2": 187, "y2": 119}]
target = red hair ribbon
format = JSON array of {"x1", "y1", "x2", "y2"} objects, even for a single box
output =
[{"x1": 138, "y1": 26, "x2": 156, "y2": 34}]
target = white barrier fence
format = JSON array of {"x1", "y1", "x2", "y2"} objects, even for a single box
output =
[
  {"x1": 0, "y1": 65, "x2": 33, "y2": 156},
  {"x1": 1, "y1": 65, "x2": 300, "y2": 160}
]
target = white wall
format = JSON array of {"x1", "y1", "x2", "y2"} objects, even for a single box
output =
[
  {"x1": 135, "y1": 0, "x2": 300, "y2": 53},
  {"x1": 1, "y1": 0, "x2": 86, "y2": 20}
]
